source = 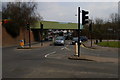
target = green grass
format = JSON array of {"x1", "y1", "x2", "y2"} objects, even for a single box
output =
[
  {"x1": 30, "y1": 21, "x2": 78, "y2": 29},
  {"x1": 97, "y1": 41, "x2": 120, "y2": 48}
]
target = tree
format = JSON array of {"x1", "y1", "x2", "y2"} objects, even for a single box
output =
[
  {"x1": 109, "y1": 13, "x2": 120, "y2": 40},
  {"x1": 93, "y1": 18, "x2": 104, "y2": 41},
  {"x1": 2, "y1": 2, "x2": 43, "y2": 38}
]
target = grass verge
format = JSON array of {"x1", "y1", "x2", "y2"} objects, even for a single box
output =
[{"x1": 97, "y1": 41, "x2": 120, "y2": 48}]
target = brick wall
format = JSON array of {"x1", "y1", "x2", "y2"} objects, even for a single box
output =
[{"x1": 2, "y1": 26, "x2": 35, "y2": 47}]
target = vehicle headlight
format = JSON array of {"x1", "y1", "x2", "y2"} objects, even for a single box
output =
[{"x1": 61, "y1": 41, "x2": 64, "y2": 43}]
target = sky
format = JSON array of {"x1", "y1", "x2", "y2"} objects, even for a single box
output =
[
  {"x1": 36, "y1": 2, "x2": 118, "y2": 23},
  {"x1": 1, "y1": 0, "x2": 119, "y2": 23}
]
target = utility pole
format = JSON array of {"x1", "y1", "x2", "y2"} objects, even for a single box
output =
[{"x1": 78, "y1": 7, "x2": 80, "y2": 57}]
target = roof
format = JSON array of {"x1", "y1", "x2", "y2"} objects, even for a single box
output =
[{"x1": 30, "y1": 21, "x2": 78, "y2": 29}]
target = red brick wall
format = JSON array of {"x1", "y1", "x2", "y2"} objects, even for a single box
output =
[{"x1": 2, "y1": 26, "x2": 35, "y2": 47}]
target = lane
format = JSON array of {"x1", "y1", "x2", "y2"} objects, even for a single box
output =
[
  {"x1": 2, "y1": 41, "x2": 118, "y2": 78},
  {"x1": 2, "y1": 45, "x2": 64, "y2": 78}
]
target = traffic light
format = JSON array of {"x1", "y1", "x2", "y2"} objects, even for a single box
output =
[{"x1": 82, "y1": 10, "x2": 89, "y2": 25}]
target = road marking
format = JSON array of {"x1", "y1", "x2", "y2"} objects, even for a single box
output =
[
  {"x1": 45, "y1": 51, "x2": 56, "y2": 58},
  {"x1": 61, "y1": 47, "x2": 65, "y2": 50},
  {"x1": 81, "y1": 44, "x2": 94, "y2": 50},
  {"x1": 64, "y1": 47, "x2": 70, "y2": 51},
  {"x1": 61, "y1": 47, "x2": 70, "y2": 51}
]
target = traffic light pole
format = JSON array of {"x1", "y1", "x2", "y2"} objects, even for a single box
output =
[
  {"x1": 40, "y1": 22, "x2": 43, "y2": 46},
  {"x1": 78, "y1": 7, "x2": 80, "y2": 57}
]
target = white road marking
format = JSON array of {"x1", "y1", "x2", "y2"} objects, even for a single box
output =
[
  {"x1": 61, "y1": 47, "x2": 65, "y2": 50},
  {"x1": 45, "y1": 51, "x2": 56, "y2": 58},
  {"x1": 61, "y1": 46, "x2": 70, "y2": 51},
  {"x1": 81, "y1": 44, "x2": 94, "y2": 50},
  {"x1": 64, "y1": 47, "x2": 70, "y2": 51}
]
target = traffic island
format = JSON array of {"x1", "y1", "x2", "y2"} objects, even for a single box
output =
[
  {"x1": 68, "y1": 55, "x2": 118, "y2": 63},
  {"x1": 68, "y1": 55, "x2": 94, "y2": 61}
]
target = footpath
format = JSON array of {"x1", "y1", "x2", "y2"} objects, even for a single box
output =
[{"x1": 17, "y1": 41, "x2": 52, "y2": 49}]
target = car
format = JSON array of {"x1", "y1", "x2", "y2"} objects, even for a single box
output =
[
  {"x1": 80, "y1": 36, "x2": 88, "y2": 42},
  {"x1": 54, "y1": 36, "x2": 65, "y2": 46},
  {"x1": 71, "y1": 37, "x2": 82, "y2": 45}
]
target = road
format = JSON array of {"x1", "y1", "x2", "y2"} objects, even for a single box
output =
[{"x1": 2, "y1": 40, "x2": 118, "y2": 78}]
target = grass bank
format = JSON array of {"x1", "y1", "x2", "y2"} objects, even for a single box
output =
[{"x1": 97, "y1": 41, "x2": 120, "y2": 48}]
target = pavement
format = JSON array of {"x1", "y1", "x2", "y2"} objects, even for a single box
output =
[{"x1": 17, "y1": 41, "x2": 52, "y2": 49}]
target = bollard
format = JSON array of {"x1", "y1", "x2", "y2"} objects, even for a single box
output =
[
  {"x1": 74, "y1": 42, "x2": 78, "y2": 56},
  {"x1": 20, "y1": 40, "x2": 24, "y2": 48}
]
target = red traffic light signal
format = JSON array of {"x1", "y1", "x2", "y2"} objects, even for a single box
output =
[{"x1": 82, "y1": 10, "x2": 89, "y2": 25}]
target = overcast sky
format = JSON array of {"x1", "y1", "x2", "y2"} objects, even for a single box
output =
[
  {"x1": 37, "y1": 2, "x2": 118, "y2": 23},
  {"x1": 1, "y1": 0, "x2": 119, "y2": 23}
]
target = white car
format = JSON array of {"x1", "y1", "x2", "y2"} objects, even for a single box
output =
[{"x1": 54, "y1": 36, "x2": 65, "y2": 46}]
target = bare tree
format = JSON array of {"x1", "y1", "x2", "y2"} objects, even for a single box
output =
[{"x1": 2, "y1": 2, "x2": 43, "y2": 38}]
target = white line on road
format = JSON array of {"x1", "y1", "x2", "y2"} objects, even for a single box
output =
[
  {"x1": 61, "y1": 47, "x2": 65, "y2": 50},
  {"x1": 45, "y1": 51, "x2": 56, "y2": 58},
  {"x1": 64, "y1": 47, "x2": 70, "y2": 51},
  {"x1": 61, "y1": 47, "x2": 70, "y2": 51}
]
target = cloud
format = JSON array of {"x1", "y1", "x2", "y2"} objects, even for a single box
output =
[
  {"x1": 1, "y1": 0, "x2": 120, "y2": 2},
  {"x1": 37, "y1": 2, "x2": 118, "y2": 23}
]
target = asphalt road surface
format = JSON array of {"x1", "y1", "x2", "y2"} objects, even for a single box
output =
[{"x1": 2, "y1": 40, "x2": 118, "y2": 78}]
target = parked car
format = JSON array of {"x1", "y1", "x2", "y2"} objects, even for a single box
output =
[
  {"x1": 54, "y1": 36, "x2": 65, "y2": 46},
  {"x1": 71, "y1": 37, "x2": 81, "y2": 45}
]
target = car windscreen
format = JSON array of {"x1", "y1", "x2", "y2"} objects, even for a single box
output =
[
  {"x1": 73, "y1": 37, "x2": 78, "y2": 41},
  {"x1": 56, "y1": 37, "x2": 64, "y2": 40}
]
